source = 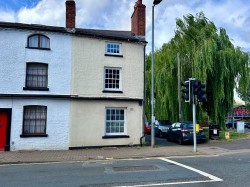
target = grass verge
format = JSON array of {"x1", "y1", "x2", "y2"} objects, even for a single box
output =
[{"x1": 204, "y1": 128, "x2": 250, "y2": 141}]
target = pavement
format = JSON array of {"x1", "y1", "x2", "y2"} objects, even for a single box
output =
[{"x1": 1, "y1": 136, "x2": 250, "y2": 165}]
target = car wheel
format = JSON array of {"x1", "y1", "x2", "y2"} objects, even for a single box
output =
[{"x1": 178, "y1": 136, "x2": 183, "y2": 145}]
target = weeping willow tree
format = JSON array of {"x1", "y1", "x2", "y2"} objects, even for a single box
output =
[{"x1": 145, "y1": 12, "x2": 250, "y2": 128}]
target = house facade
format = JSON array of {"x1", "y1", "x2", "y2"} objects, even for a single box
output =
[
  {"x1": 0, "y1": 24, "x2": 72, "y2": 151},
  {"x1": 0, "y1": 0, "x2": 146, "y2": 151}
]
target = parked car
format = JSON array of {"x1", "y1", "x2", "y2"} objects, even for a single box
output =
[
  {"x1": 245, "y1": 122, "x2": 250, "y2": 128},
  {"x1": 166, "y1": 122, "x2": 206, "y2": 145},
  {"x1": 154, "y1": 120, "x2": 172, "y2": 138},
  {"x1": 225, "y1": 119, "x2": 250, "y2": 129},
  {"x1": 144, "y1": 122, "x2": 151, "y2": 135},
  {"x1": 226, "y1": 119, "x2": 240, "y2": 129}
]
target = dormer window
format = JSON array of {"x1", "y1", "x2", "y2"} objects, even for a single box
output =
[
  {"x1": 105, "y1": 42, "x2": 123, "y2": 57},
  {"x1": 27, "y1": 34, "x2": 50, "y2": 49}
]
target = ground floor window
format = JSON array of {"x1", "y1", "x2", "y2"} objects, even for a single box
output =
[
  {"x1": 23, "y1": 105, "x2": 47, "y2": 135},
  {"x1": 105, "y1": 108, "x2": 125, "y2": 135}
]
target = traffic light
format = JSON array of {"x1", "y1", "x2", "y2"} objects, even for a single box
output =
[
  {"x1": 198, "y1": 83, "x2": 206, "y2": 102},
  {"x1": 192, "y1": 80, "x2": 201, "y2": 95},
  {"x1": 181, "y1": 80, "x2": 190, "y2": 102}
]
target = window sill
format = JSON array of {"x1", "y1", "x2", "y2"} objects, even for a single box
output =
[
  {"x1": 23, "y1": 87, "x2": 49, "y2": 91},
  {"x1": 20, "y1": 134, "x2": 48, "y2": 138},
  {"x1": 102, "y1": 135, "x2": 129, "y2": 139},
  {"x1": 26, "y1": 47, "x2": 51, "y2": 50},
  {"x1": 103, "y1": 90, "x2": 123, "y2": 93},
  {"x1": 105, "y1": 54, "x2": 123, "y2": 58}
]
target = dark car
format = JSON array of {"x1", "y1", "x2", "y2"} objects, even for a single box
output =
[
  {"x1": 166, "y1": 122, "x2": 206, "y2": 145},
  {"x1": 154, "y1": 120, "x2": 172, "y2": 138},
  {"x1": 226, "y1": 119, "x2": 239, "y2": 129},
  {"x1": 245, "y1": 122, "x2": 250, "y2": 128}
]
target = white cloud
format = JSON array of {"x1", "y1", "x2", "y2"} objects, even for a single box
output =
[
  {"x1": 17, "y1": 0, "x2": 65, "y2": 26},
  {"x1": 0, "y1": 0, "x2": 249, "y2": 52},
  {"x1": 0, "y1": 10, "x2": 16, "y2": 22}
]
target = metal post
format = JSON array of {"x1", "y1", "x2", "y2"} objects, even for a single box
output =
[
  {"x1": 178, "y1": 53, "x2": 182, "y2": 122},
  {"x1": 232, "y1": 106, "x2": 234, "y2": 129},
  {"x1": 193, "y1": 94, "x2": 197, "y2": 152},
  {"x1": 151, "y1": 4, "x2": 155, "y2": 147}
]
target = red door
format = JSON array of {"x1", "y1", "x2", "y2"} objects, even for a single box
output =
[{"x1": 0, "y1": 112, "x2": 7, "y2": 151}]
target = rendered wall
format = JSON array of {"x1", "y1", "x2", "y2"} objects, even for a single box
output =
[
  {"x1": 69, "y1": 100, "x2": 143, "y2": 147},
  {"x1": 71, "y1": 36, "x2": 144, "y2": 98}
]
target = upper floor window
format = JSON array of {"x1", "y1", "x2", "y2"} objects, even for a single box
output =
[
  {"x1": 27, "y1": 34, "x2": 50, "y2": 49},
  {"x1": 104, "y1": 67, "x2": 121, "y2": 92},
  {"x1": 22, "y1": 105, "x2": 47, "y2": 135},
  {"x1": 105, "y1": 42, "x2": 122, "y2": 56},
  {"x1": 24, "y1": 63, "x2": 48, "y2": 91}
]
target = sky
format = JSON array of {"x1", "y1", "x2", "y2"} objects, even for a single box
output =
[
  {"x1": 0, "y1": 0, "x2": 249, "y2": 53},
  {"x1": 0, "y1": 0, "x2": 248, "y2": 103}
]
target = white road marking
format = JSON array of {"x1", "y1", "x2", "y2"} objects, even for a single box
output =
[
  {"x1": 116, "y1": 179, "x2": 220, "y2": 187},
  {"x1": 160, "y1": 158, "x2": 223, "y2": 182},
  {"x1": 115, "y1": 157, "x2": 223, "y2": 187}
]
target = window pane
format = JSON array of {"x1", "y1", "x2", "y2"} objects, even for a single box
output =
[
  {"x1": 28, "y1": 34, "x2": 50, "y2": 49},
  {"x1": 106, "y1": 43, "x2": 121, "y2": 54},
  {"x1": 104, "y1": 68, "x2": 120, "y2": 90},
  {"x1": 23, "y1": 106, "x2": 47, "y2": 134},
  {"x1": 105, "y1": 109, "x2": 125, "y2": 134},
  {"x1": 26, "y1": 63, "x2": 48, "y2": 88},
  {"x1": 28, "y1": 35, "x2": 38, "y2": 47},
  {"x1": 40, "y1": 36, "x2": 49, "y2": 48}
]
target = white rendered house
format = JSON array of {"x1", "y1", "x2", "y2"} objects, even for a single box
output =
[{"x1": 0, "y1": 24, "x2": 72, "y2": 151}]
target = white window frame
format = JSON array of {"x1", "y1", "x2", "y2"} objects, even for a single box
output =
[
  {"x1": 104, "y1": 67, "x2": 122, "y2": 91},
  {"x1": 105, "y1": 42, "x2": 122, "y2": 55},
  {"x1": 105, "y1": 108, "x2": 126, "y2": 135}
]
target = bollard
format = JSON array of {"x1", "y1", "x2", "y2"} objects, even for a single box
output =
[{"x1": 225, "y1": 132, "x2": 230, "y2": 140}]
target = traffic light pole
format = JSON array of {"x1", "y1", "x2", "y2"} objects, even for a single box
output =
[{"x1": 192, "y1": 94, "x2": 197, "y2": 152}]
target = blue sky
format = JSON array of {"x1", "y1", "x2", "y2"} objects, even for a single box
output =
[
  {"x1": 0, "y1": 0, "x2": 249, "y2": 54},
  {"x1": 0, "y1": 0, "x2": 40, "y2": 11}
]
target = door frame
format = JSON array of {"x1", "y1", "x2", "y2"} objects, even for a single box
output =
[{"x1": 0, "y1": 108, "x2": 12, "y2": 151}]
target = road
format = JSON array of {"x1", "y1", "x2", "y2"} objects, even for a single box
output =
[{"x1": 0, "y1": 152, "x2": 249, "y2": 187}]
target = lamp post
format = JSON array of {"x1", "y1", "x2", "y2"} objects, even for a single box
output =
[{"x1": 151, "y1": 0, "x2": 162, "y2": 147}]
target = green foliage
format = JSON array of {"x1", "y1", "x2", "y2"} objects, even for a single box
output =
[{"x1": 145, "y1": 12, "x2": 250, "y2": 128}]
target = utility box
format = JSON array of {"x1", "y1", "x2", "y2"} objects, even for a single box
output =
[
  {"x1": 209, "y1": 124, "x2": 219, "y2": 140},
  {"x1": 237, "y1": 122, "x2": 245, "y2": 133}
]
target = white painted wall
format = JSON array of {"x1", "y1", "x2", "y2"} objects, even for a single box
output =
[
  {"x1": 0, "y1": 98, "x2": 70, "y2": 150},
  {"x1": 0, "y1": 29, "x2": 72, "y2": 94},
  {"x1": 0, "y1": 28, "x2": 72, "y2": 150}
]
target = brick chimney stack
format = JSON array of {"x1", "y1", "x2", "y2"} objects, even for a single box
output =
[
  {"x1": 66, "y1": 0, "x2": 76, "y2": 29},
  {"x1": 131, "y1": 0, "x2": 146, "y2": 37}
]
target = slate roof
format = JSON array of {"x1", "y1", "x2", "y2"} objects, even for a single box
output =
[{"x1": 0, "y1": 21, "x2": 146, "y2": 43}]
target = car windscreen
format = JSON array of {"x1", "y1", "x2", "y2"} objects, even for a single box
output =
[
  {"x1": 158, "y1": 120, "x2": 171, "y2": 126},
  {"x1": 182, "y1": 123, "x2": 193, "y2": 129}
]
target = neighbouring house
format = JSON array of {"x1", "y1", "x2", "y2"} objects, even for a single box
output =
[
  {"x1": 227, "y1": 105, "x2": 250, "y2": 119},
  {"x1": 0, "y1": 0, "x2": 146, "y2": 151},
  {"x1": 0, "y1": 23, "x2": 72, "y2": 151}
]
